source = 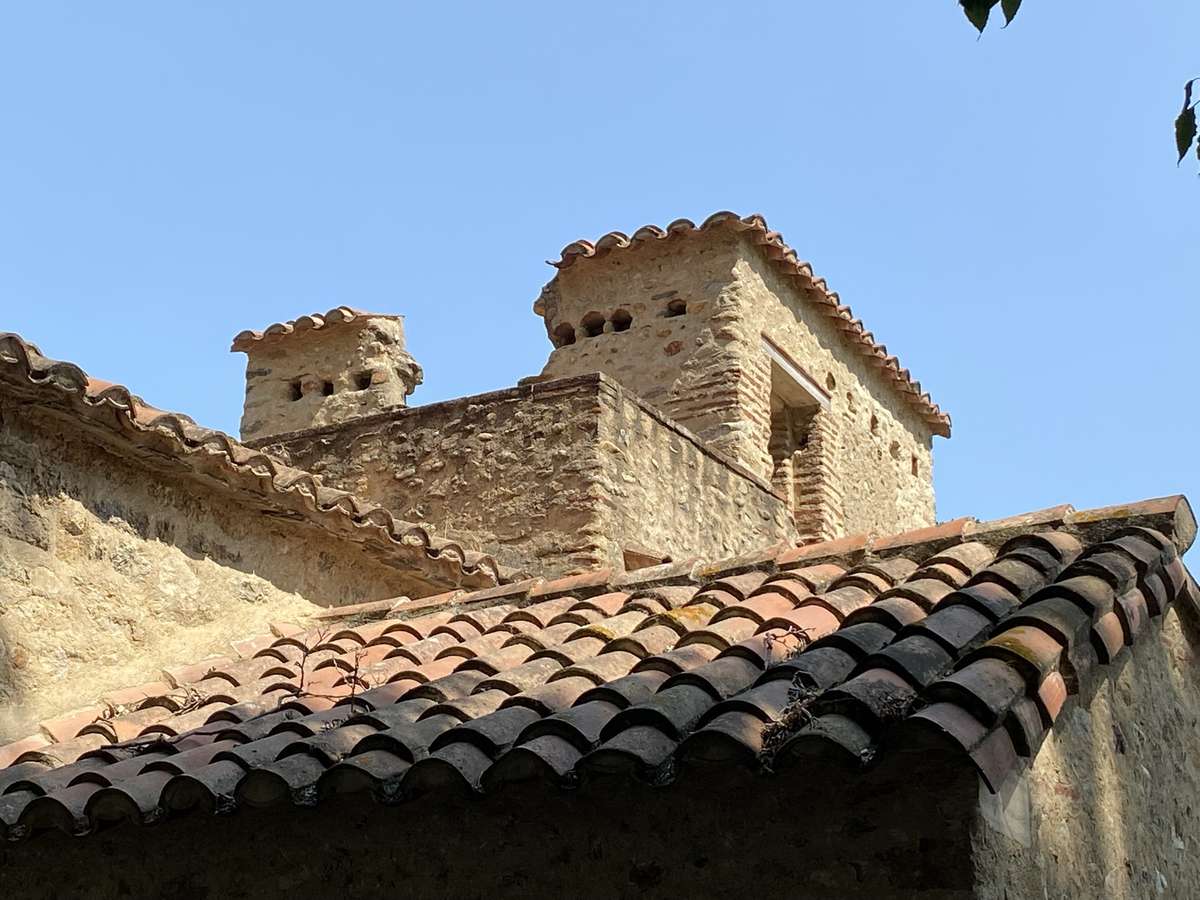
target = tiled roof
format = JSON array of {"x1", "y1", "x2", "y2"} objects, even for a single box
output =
[
  {"x1": 1, "y1": 495, "x2": 1193, "y2": 840},
  {"x1": 230, "y1": 307, "x2": 398, "y2": 352},
  {"x1": 0, "y1": 333, "x2": 506, "y2": 591},
  {"x1": 539, "y1": 211, "x2": 952, "y2": 437}
]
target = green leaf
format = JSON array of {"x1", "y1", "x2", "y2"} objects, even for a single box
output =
[
  {"x1": 1177, "y1": 79, "x2": 1198, "y2": 165},
  {"x1": 960, "y1": 0, "x2": 996, "y2": 33},
  {"x1": 1001, "y1": 0, "x2": 1022, "y2": 24},
  {"x1": 1177, "y1": 106, "x2": 1197, "y2": 165}
]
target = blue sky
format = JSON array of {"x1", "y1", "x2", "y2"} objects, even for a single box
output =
[{"x1": 2, "y1": 3, "x2": 1196, "y2": 548}]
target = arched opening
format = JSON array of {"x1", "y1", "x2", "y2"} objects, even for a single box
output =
[
  {"x1": 581, "y1": 312, "x2": 606, "y2": 337},
  {"x1": 552, "y1": 322, "x2": 577, "y2": 347}
]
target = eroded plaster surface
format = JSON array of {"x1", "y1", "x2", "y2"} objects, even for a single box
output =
[{"x1": 0, "y1": 403, "x2": 412, "y2": 740}]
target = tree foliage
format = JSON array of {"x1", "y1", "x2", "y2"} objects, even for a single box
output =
[
  {"x1": 957, "y1": 1, "x2": 1198, "y2": 172},
  {"x1": 1177, "y1": 80, "x2": 1199, "y2": 167},
  {"x1": 959, "y1": 0, "x2": 1022, "y2": 33}
]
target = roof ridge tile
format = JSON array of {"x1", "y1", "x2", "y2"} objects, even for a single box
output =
[{"x1": 229, "y1": 306, "x2": 393, "y2": 351}]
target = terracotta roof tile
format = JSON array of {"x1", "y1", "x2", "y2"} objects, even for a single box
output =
[
  {"x1": 0, "y1": 736, "x2": 49, "y2": 770},
  {"x1": 0, "y1": 495, "x2": 1194, "y2": 841},
  {"x1": 229, "y1": 307, "x2": 394, "y2": 351},
  {"x1": 538, "y1": 211, "x2": 951, "y2": 436}
]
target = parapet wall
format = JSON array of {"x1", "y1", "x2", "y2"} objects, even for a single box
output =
[
  {"x1": 592, "y1": 377, "x2": 796, "y2": 569},
  {"x1": 255, "y1": 374, "x2": 797, "y2": 576}
]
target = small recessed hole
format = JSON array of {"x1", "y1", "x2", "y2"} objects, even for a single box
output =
[
  {"x1": 870, "y1": 414, "x2": 879, "y2": 434},
  {"x1": 889, "y1": 440, "x2": 901, "y2": 460},
  {"x1": 611, "y1": 309, "x2": 633, "y2": 332},
  {"x1": 911, "y1": 454, "x2": 920, "y2": 477},
  {"x1": 825, "y1": 373, "x2": 836, "y2": 391},
  {"x1": 322, "y1": 381, "x2": 335, "y2": 396},
  {"x1": 665, "y1": 298, "x2": 687, "y2": 317},
  {"x1": 355, "y1": 372, "x2": 373, "y2": 391},
  {"x1": 553, "y1": 322, "x2": 576, "y2": 347},
  {"x1": 581, "y1": 312, "x2": 606, "y2": 337},
  {"x1": 289, "y1": 380, "x2": 303, "y2": 401}
]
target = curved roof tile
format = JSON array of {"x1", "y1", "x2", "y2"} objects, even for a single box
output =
[
  {"x1": 1, "y1": 495, "x2": 1192, "y2": 839},
  {"x1": 230, "y1": 307, "x2": 399, "y2": 352}
]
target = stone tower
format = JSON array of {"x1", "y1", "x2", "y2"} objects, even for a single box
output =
[
  {"x1": 232, "y1": 307, "x2": 422, "y2": 443},
  {"x1": 533, "y1": 212, "x2": 950, "y2": 542}
]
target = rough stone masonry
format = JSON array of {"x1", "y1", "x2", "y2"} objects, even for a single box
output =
[{"x1": 243, "y1": 219, "x2": 947, "y2": 575}]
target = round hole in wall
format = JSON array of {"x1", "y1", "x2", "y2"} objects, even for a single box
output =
[
  {"x1": 581, "y1": 312, "x2": 606, "y2": 338},
  {"x1": 665, "y1": 298, "x2": 687, "y2": 317},
  {"x1": 825, "y1": 373, "x2": 836, "y2": 391},
  {"x1": 611, "y1": 309, "x2": 633, "y2": 332},
  {"x1": 870, "y1": 414, "x2": 879, "y2": 434},
  {"x1": 552, "y1": 322, "x2": 577, "y2": 347}
]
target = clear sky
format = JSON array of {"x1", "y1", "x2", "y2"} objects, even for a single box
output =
[{"x1": 2, "y1": 3, "x2": 1196, "y2": 554}]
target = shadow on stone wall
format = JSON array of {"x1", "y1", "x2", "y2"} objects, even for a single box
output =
[
  {"x1": 0, "y1": 619, "x2": 19, "y2": 732},
  {"x1": 974, "y1": 606, "x2": 1200, "y2": 898},
  {"x1": 0, "y1": 408, "x2": 415, "y2": 740},
  {"x1": 0, "y1": 749, "x2": 982, "y2": 899}
]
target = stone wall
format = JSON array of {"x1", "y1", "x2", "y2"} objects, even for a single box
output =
[
  {"x1": 593, "y1": 377, "x2": 795, "y2": 569},
  {"x1": 238, "y1": 316, "x2": 422, "y2": 442},
  {"x1": 534, "y1": 229, "x2": 937, "y2": 539},
  {"x1": 0, "y1": 402, "x2": 414, "y2": 741},
  {"x1": 0, "y1": 752, "x2": 981, "y2": 899},
  {"x1": 970, "y1": 606, "x2": 1200, "y2": 899},
  {"x1": 256, "y1": 374, "x2": 795, "y2": 576},
  {"x1": 256, "y1": 377, "x2": 608, "y2": 575},
  {"x1": 734, "y1": 239, "x2": 936, "y2": 536}
]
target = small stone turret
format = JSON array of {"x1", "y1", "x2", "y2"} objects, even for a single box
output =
[{"x1": 232, "y1": 307, "x2": 422, "y2": 443}]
